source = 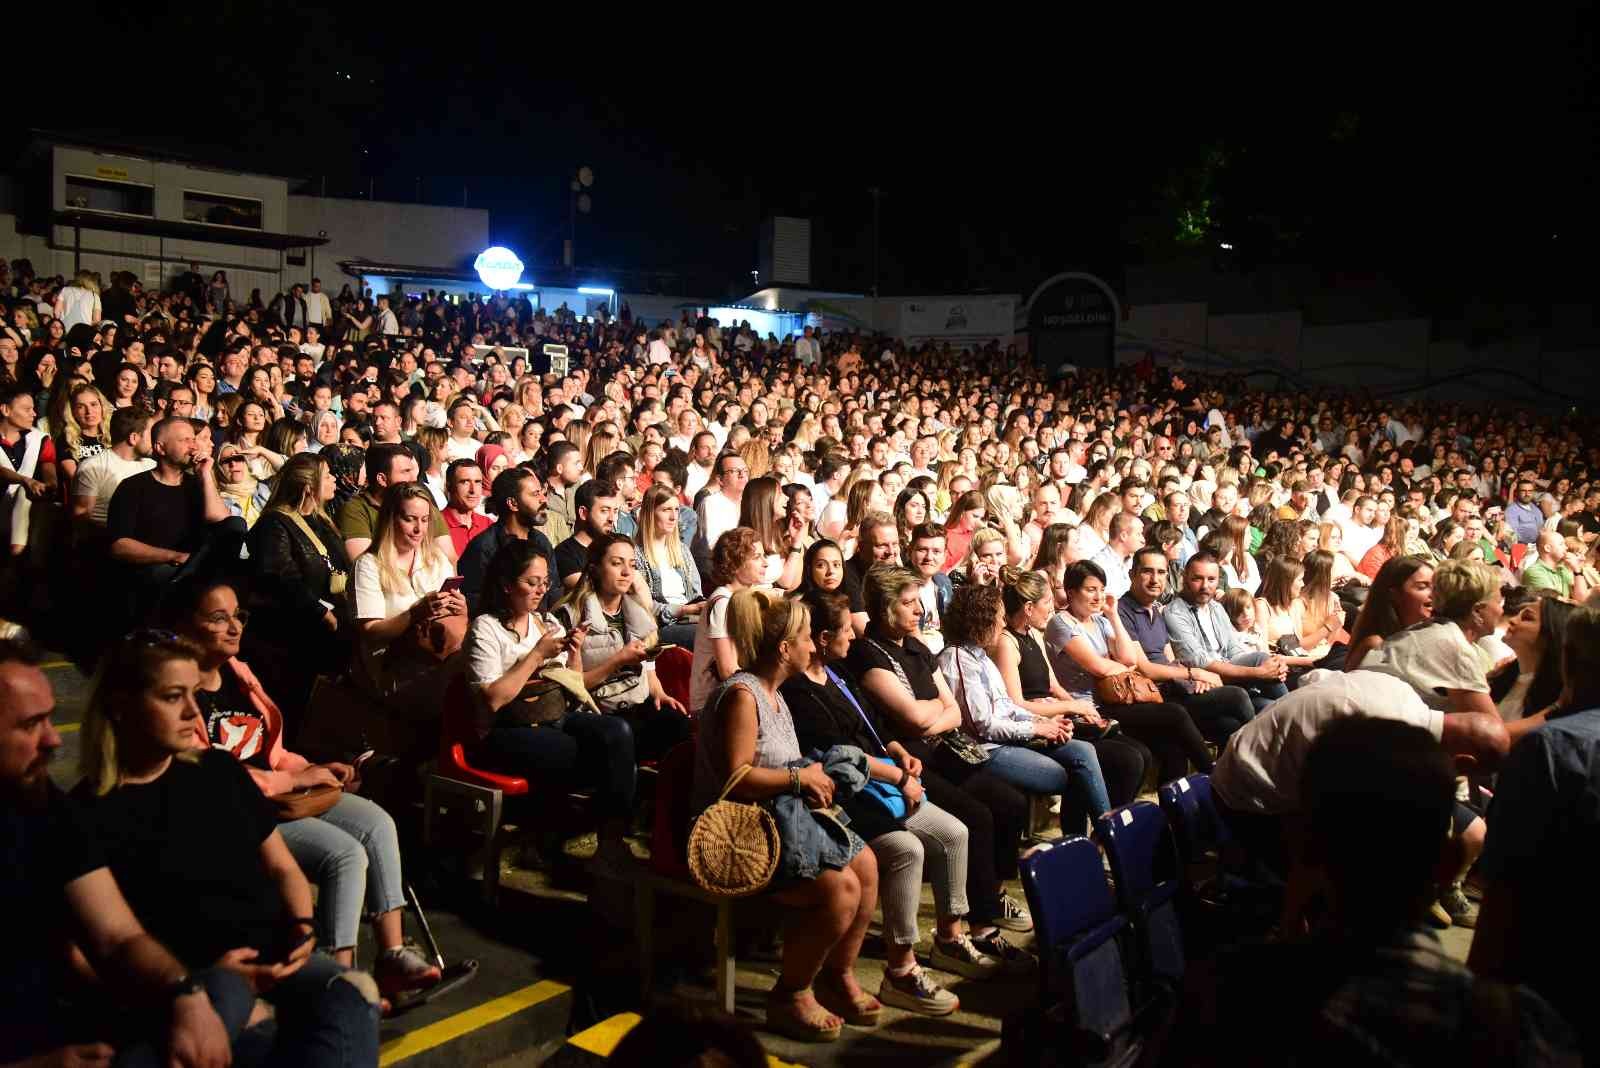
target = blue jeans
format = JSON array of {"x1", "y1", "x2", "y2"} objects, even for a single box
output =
[
  {"x1": 1230, "y1": 650, "x2": 1290, "y2": 710},
  {"x1": 476, "y1": 710, "x2": 637, "y2": 819},
  {"x1": 278, "y1": 793, "x2": 407, "y2": 951},
  {"x1": 240, "y1": 953, "x2": 381, "y2": 1068},
  {"x1": 97, "y1": 968, "x2": 254, "y2": 1068},
  {"x1": 985, "y1": 741, "x2": 1111, "y2": 836}
]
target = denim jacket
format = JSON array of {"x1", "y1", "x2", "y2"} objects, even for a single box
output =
[{"x1": 772, "y1": 744, "x2": 868, "y2": 881}]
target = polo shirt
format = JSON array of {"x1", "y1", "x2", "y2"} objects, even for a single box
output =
[
  {"x1": 442, "y1": 507, "x2": 492, "y2": 558},
  {"x1": 1118, "y1": 596, "x2": 1177, "y2": 667},
  {"x1": 1522, "y1": 560, "x2": 1574, "y2": 598}
]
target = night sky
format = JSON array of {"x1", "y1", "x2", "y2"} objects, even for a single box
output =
[{"x1": 15, "y1": 8, "x2": 1598, "y2": 310}]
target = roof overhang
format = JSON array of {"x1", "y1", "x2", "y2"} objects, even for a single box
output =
[{"x1": 53, "y1": 210, "x2": 328, "y2": 251}]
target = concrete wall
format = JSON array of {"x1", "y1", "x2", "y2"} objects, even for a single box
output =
[{"x1": 286, "y1": 196, "x2": 489, "y2": 289}]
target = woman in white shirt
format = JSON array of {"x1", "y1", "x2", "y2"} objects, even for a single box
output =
[
  {"x1": 352, "y1": 483, "x2": 461, "y2": 707},
  {"x1": 689, "y1": 526, "x2": 766, "y2": 714},
  {"x1": 462, "y1": 542, "x2": 637, "y2": 871},
  {"x1": 1218, "y1": 515, "x2": 1261, "y2": 595}
]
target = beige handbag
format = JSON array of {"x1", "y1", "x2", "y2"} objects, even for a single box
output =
[{"x1": 686, "y1": 764, "x2": 781, "y2": 898}]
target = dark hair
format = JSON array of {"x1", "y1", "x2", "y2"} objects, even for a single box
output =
[
  {"x1": 480, "y1": 539, "x2": 550, "y2": 620},
  {"x1": 1301, "y1": 717, "x2": 1455, "y2": 927},
  {"x1": 1347, "y1": 555, "x2": 1434, "y2": 651},
  {"x1": 109, "y1": 405, "x2": 151, "y2": 444},
  {"x1": 798, "y1": 588, "x2": 851, "y2": 640},
  {"x1": 1183, "y1": 549, "x2": 1220, "y2": 574},
  {"x1": 445, "y1": 457, "x2": 481, "y2": 485},
  {"x1": 908, "y1": 522, "x2": 946, "y2": 544},
  {"x1": 574, "y1": 477, "x2": 618, "y2": 520},
  {"x1": 364, "y1": 441, "x2": 411, "y2": 486},
  {"x1": 1522, "y1": 594, "x2": 1577, "y2": 716},
  {"x1": 944, "y1": 581, "x2": 1003, "y2": 649},
  {"x1": 1131, "y1": 544, "x2": 1168, "y2": 571},
  {"x1": 1062, "y1": 558, "x2": 1108, "y2": 592},
  {"x1": 487, "y1": 466, "x2": 534, "y2": 518}
]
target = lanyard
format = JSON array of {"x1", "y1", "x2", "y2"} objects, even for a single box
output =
[{"x1": 825, "y1": 667, "x2": 888, "y2": 757}]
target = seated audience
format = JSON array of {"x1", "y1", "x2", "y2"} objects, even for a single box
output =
[
  {"x1": 690, "y1": 589, "x2": 879, "y2": 1043},
  {"x1": 74, "y1": 631, "x2": 382, "y2": 1062},
  {"x1": 172, "y1": 579, "x2": 441, "y2": 1000}
]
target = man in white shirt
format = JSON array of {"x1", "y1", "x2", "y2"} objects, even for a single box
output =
[
  {"x1": 375, "y1": 294, "x2": 399, "y2": 337},
  {"x1": 1090, "y1": 513, "x2": 1141, "y2": 600},
  {"x1": 70, "y1": 407, "x2": 154, "y2": 529},
  {"x1": 793, "y1": 326, "x2": 821, "y2": 367},
  {"x1": 906, "y1": 436, "x2": 938, "y2": 483},
  {"x1": 694, "y1": 451, "x2": 748, "y2": 566},
  {"x1": 683, "y1": 431, "x2": 718, "y2": 501},
  {"x1": 304, "y1": 278, "x2": 332, "y2": 325},
  {"x1": 1340, "y1": 495, "x2": 1382, "y2": 566},
  {"x1": 1024, "y1": 482, "x2": 1064, "y2": 561}
]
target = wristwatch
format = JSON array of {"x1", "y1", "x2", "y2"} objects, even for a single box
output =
[{"x1": 164, "y1": 974, "x2": 205, "y2": 1001}]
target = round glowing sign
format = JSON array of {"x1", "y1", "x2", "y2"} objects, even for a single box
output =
[{"x1": 474, "y1": 246, "x2": 525, "y2": 290}]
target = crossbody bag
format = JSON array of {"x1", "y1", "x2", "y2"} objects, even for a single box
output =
[
  {"x1": 282, "y1": 509, "x2": 348, "y2": 595},
  {"x1": 826, "y1": 667, "x2": 908, "y2": 820}
]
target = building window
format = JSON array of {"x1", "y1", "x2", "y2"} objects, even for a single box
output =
[
  {"x1": 182, "y1": 191, "x2": 263, "y2": 230},
  {"x1": 64, "y1": 175, "x2": 154, "y2": 217}
]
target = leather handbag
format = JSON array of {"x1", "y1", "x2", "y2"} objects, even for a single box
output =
[
  {"x1": 687, "y1": 764, "x2": 781, "y2": 898},
  {"x1": 272, "y1": 783, "x2": 342, "y2": 822},
  {"x1": 1093, "y1": 670, "x2": 1163, "y2": 706},
  {"x1": 866, "y1": 639, "x2": 990, "y2": 766}
]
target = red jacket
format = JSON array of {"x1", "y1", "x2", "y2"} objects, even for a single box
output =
[{"x1": 189, "y1": 657, "x2": 310, "y2": 796}]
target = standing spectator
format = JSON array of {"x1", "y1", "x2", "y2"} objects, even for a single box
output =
[
  {"x1": 54, "y1": 269, "x2": 102, "y2": 331},
  {"x1": 304, "y1": 277, "x2": 332, "y2": 326}
]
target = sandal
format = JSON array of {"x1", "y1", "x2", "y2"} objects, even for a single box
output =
[
  {"x1": 765, "y1": 987, "x2": 843, "y2": 1042},
  {"x1": 814, "y1": 972, "x2": 882, "y2": 1027}
]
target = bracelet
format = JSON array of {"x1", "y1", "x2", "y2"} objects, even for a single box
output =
[{"x1": 789, "y1": 768, "x2": 801, "y2": 797}]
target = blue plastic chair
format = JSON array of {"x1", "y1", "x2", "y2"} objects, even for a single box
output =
[
  {"x1": 1157, "y1": 773, "x2": 1227, "y2": 867},
  {"x1": 1018, "y1": 836, "x2": 1138, "y2": 1054},
  {"x1": 1094, "y1": 802, "x2": 1185, "y2": 989}
]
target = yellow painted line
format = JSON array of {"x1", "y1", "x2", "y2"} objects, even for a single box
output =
[
  {"x1": 41, "y1": 660, "x2": 73, "y2": 670},
  {"x1": 57, "y1": 722, "x2": 79, "y2": 733},
  {"x1": 567, "y1": 1012, "x2": 641, "y2": 1056},
  {"x1": 566, "y1": 1013, "x2": 800, "y2": 1067},
  {"x1": 378, "y1": 979, "x2": 570, "y2": 1065}
]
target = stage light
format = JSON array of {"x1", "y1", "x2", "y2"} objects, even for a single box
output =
[{"x1": 474, "y1": 246, "x2": 525, "y2": 290}]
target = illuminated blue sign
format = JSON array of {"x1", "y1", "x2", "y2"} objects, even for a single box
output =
[{"x1": 474, "y1": 246, "x2": 525, "y2": 290}]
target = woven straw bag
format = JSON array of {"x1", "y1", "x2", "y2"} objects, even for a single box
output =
[{"x1": 686, "y1": 764, "x2": 781, "y2": 897}]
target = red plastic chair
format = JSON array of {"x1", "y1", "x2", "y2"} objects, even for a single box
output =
[
  {"x1": 424, "y1": 674, "x2": 527, "y2": 902},
  {"x1": 655, "y1": 644, "x2": 694, "y2": 713}
]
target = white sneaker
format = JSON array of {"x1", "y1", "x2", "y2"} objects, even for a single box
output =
[
  {"x1": 879, "y1": 965, "x2": 958, "y2": 1015},
  {"x1": 929, "y1": 934, "x2": 1001, "y2": 980}
]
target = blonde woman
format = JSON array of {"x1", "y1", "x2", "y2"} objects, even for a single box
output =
[
  {"x1": 982, "y1": 482, "x2": 1029, "y2": 566},
  {"x1": 582, "y1": 425, "x2": 621, "y2": 478},
  {"x1": 960, "y1": 527, "x2": 1009, "y2": 587},
  {"x1": 55, "y1": 383, "x2": 113, "y2": 483},
  {"x1": 1318, "y1": 521, "x2": 1371, "y2": 588},
  {"x1": 54, "y1": 269, "x2": 101, "y2": 331},
  {"x1": 352, "y1": 483, "x2": 461, "y2": 704},
  {"x1": 634, "y1": 483, "x2": 705, "y2": 646},
  {"x1": 740, "y1": 437, "x2": 772, "y2": 479}
]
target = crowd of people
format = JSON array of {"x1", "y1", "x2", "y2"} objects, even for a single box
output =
[{"x1": 2, "y1": 252, "x2": 1599, "y2": 1063}]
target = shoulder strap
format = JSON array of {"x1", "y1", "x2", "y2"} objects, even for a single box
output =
[
  {"x1": 825, "y1": 667, "x2": 888, "y2": 755},
  {"x1": 718, "y1": 763, "x2": 756, "y2": 801},
  {"x1": 864, "y1": 638, "x2": 915, "y2": 696},
  {"x1": 281, "y1": 508, "x2": 331, "y2": 559}
]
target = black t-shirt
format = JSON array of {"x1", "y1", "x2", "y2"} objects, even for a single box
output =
[
  {"x1": 197, "y1": 663, "x2": 270, "y2": 770},
  {"x1": 845, "y1": 630, "x2": 940, "y2": 744},
  {"x1": 1, "y1": 783, "x2": 106, "y2": 1062},
  {"x1": 106, "y1": 470, "x2": 206, "y2": 552},
  {"x1": 72, "y1": 750, "x2": 282, "y2": 968},
  {"x1": 781, "y1": 668, "x2": 885, "y2": 757},
  {"x1": 839, "y1": 562, "x2": 868, "y2": 615},
  {"x1": 552, "y1": 535, "x2": 590, "y2": 589}
]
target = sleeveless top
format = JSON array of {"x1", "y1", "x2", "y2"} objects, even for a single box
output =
[
  {"x1": 1008, "y1": 627, "x2": 1053, "y2": 701},
  {"x1": 691, "y1": 670, "x2": 801, "y2": 818}
]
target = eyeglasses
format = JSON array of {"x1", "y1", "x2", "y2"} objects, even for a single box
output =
[
  {"x1": 201, "y1": 610, "x2": 250, "y2": 628},
  {"x1": 526, "y1": 576, "x2": 551, "y2": 591}
]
